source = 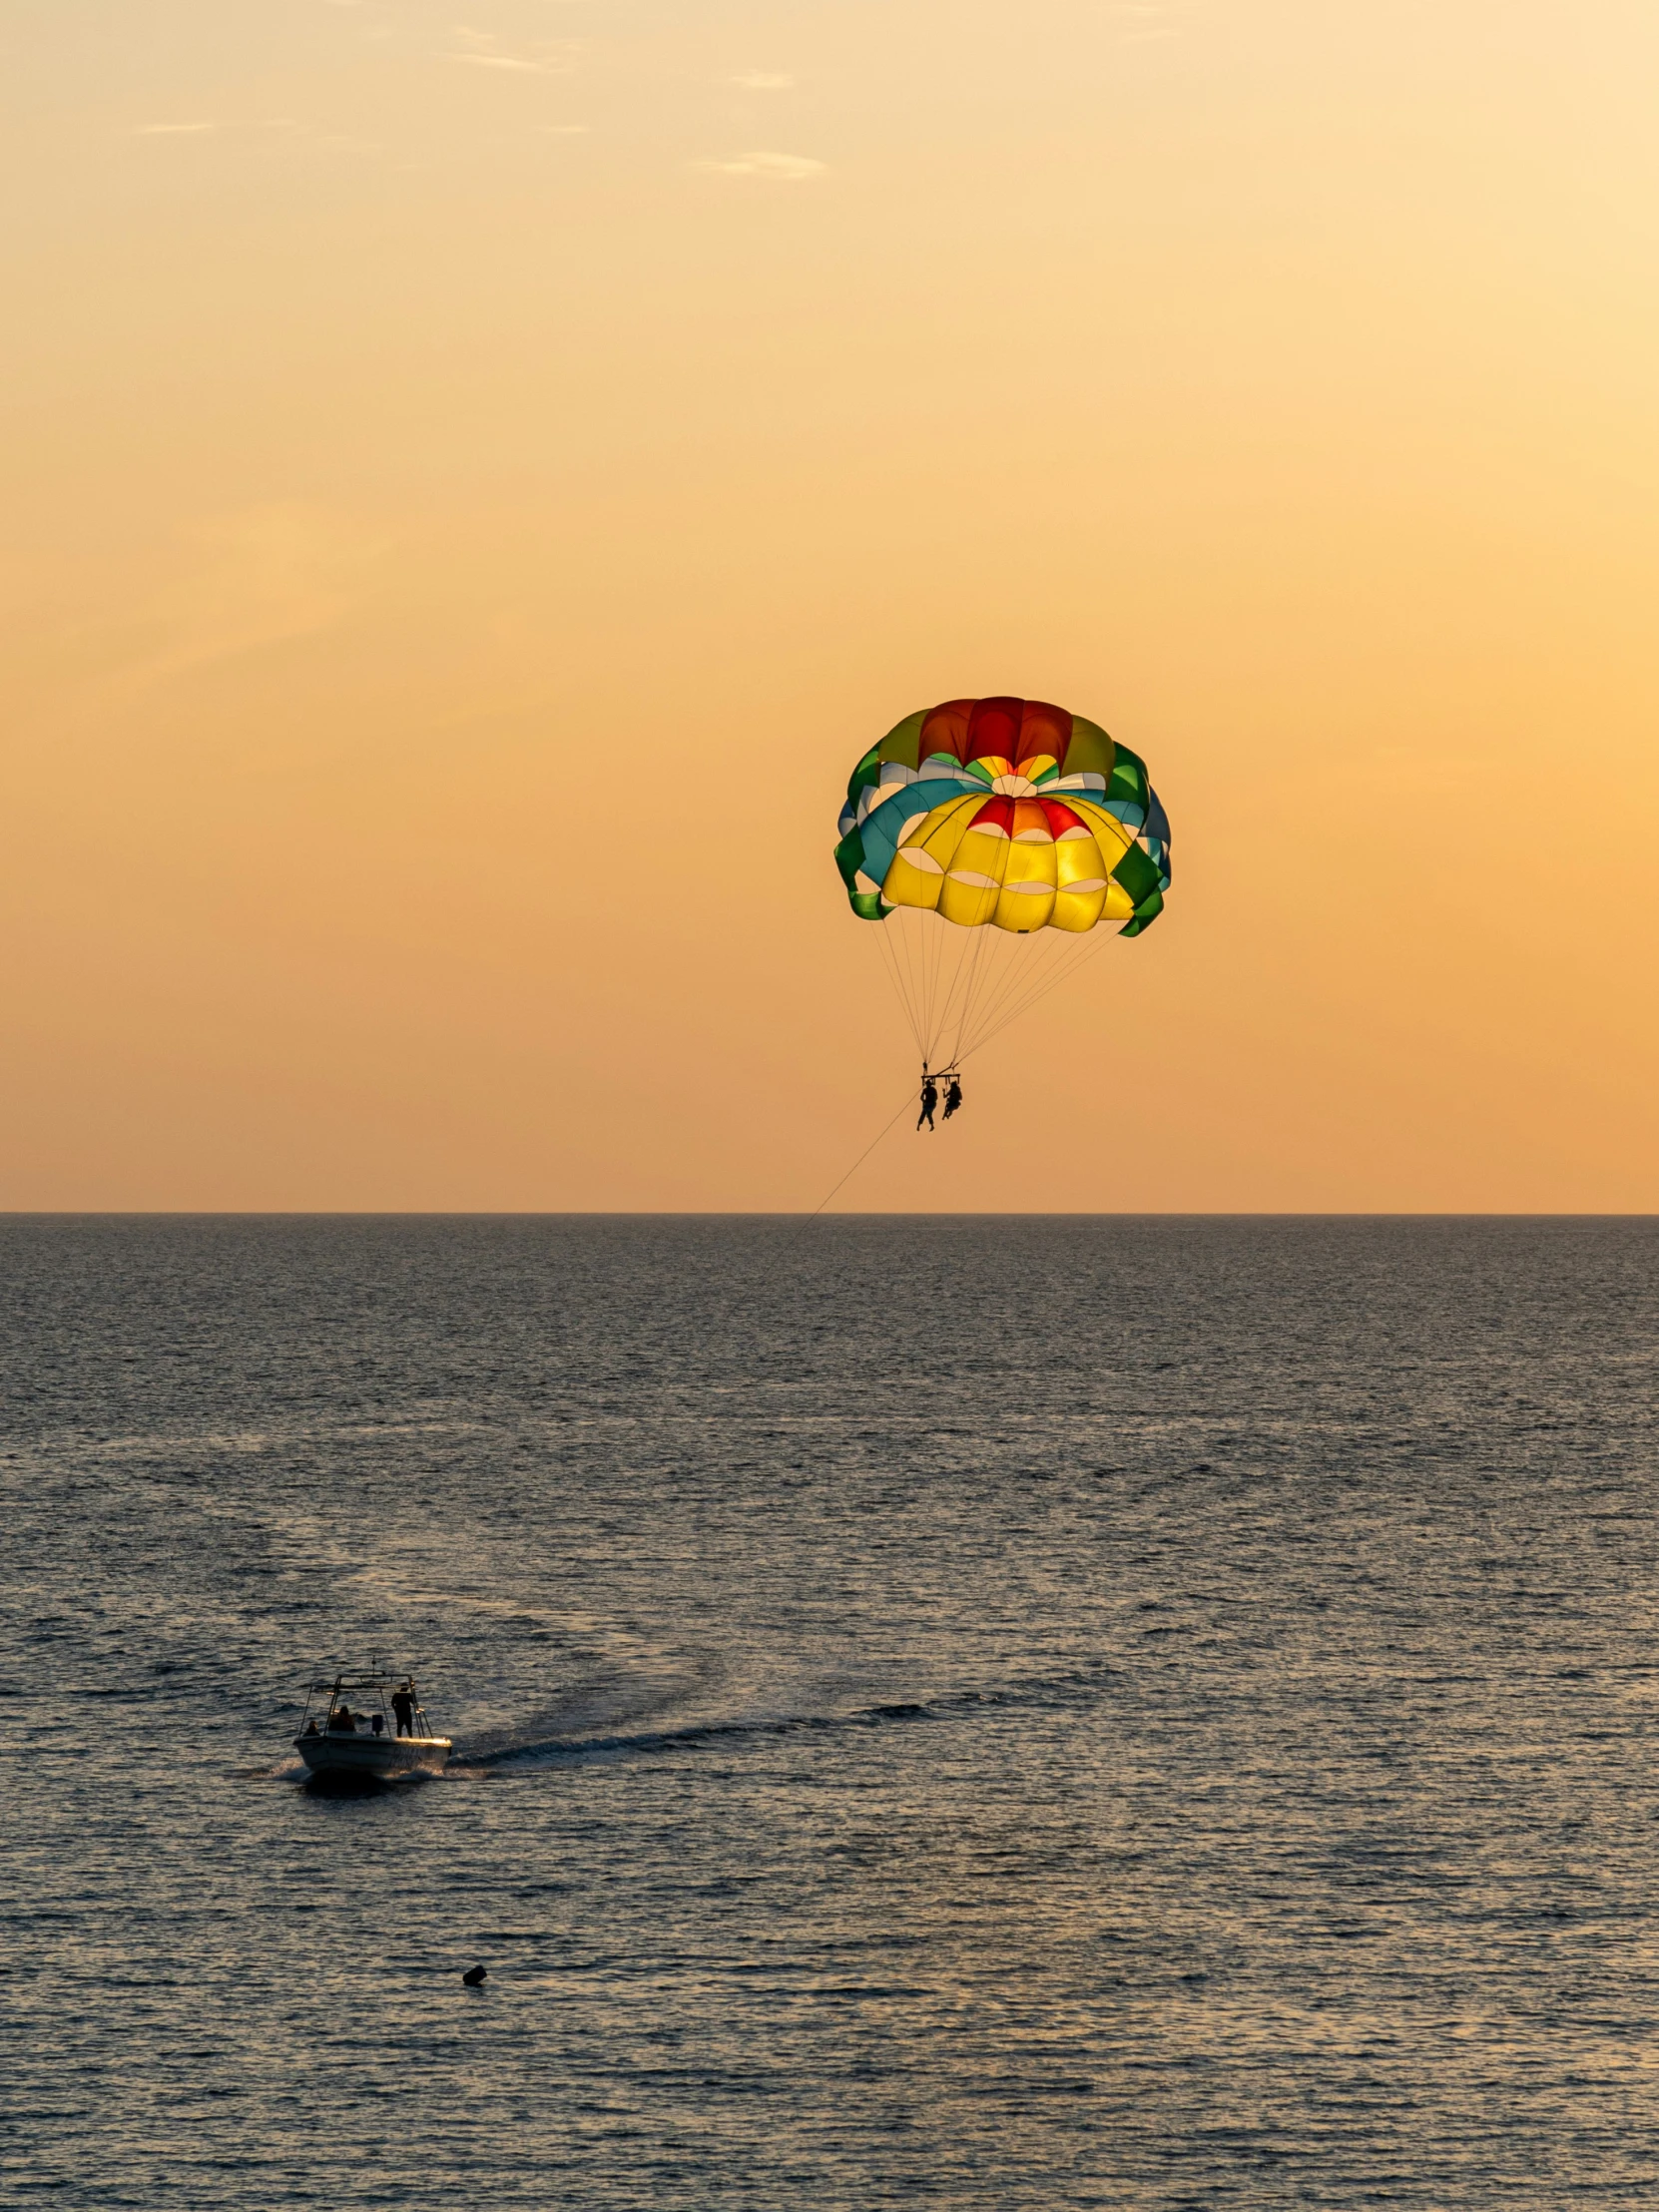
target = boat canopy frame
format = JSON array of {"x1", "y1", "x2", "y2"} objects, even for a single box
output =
[{"x1": 296, "y1": 1669, "x2": 438, "y2": 1742}]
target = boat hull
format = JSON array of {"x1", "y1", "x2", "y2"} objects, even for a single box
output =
[{"x1": 295, "y1": 1732, "x2": 451, "y2": 1779}]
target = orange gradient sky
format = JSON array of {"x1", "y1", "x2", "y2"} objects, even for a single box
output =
[{"x1": 4, "y1": 0, "x2": 1658, "y2": 1210}]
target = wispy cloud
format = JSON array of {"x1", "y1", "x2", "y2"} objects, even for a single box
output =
[
  {"x1": 697, "y1": 150, "x2": 825, "y2": 181},
  {"x1": 733, "y1": 71, "x2": 794, "y2": 91},
  {"x1": 456, "y1": 53, "x2": 548, "y2": 72},
  {"x1": 136, "y1": 118, "x2": 301, "y2": 138},
  {"x1": 448, "y1": 26, "x2": 581, "y2": 75}
]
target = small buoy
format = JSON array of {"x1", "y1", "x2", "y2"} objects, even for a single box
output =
[{"x1": 462, "y1": 1964, "x2": 487, "y2": 1987}]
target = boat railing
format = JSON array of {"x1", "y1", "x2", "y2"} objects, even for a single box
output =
[{"x1": 295, "y1": 1671, "x2": 442, "y2": 1742}]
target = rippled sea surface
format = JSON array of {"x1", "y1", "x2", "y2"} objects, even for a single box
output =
[{"x1": 7, "y1": 1217, "x2": 1659, "y2": 2207}]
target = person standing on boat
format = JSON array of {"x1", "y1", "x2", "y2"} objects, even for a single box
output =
[{"x1": 392, "y1": 1685, "x2": 415, "y2": 1738}]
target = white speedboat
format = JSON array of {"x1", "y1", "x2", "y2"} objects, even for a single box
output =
[{"x1": 293, "y1": 1669, "x2": 452, "y2": 1780}]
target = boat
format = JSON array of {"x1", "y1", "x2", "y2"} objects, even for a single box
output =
[{"x1": 293, "y1": 1669, "x2": 452, "y2": 1780}]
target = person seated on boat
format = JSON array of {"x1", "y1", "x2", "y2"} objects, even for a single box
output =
[
  {"x1": 328, "y1": 1703, "x2": 356, "y2": 1733},
  {"x1": 391, "y1": 1687, "x2": 415, "y2": 1738},
  {"x1": 304, "y1": 1718, "x2": 319, "y2": 1735}
]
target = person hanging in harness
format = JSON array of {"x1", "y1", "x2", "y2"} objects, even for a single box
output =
[
  {"x1": 917, "y1": 1073, "x2": 938, "y2": 1132},
  {"x1": 942, "y1": 1074, "x2": 963, "y2": 1121}
]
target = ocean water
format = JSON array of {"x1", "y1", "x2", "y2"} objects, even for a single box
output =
[{"x1": 6, "y1": 1215, "x2": 1659, "y2": 2208}]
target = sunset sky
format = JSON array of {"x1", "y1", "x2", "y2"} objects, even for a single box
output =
[{"x1": 4, "y1": 0, "x2": 1657, "y2": 1211}]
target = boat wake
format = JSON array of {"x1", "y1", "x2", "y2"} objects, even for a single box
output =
[
  {"x1": 450, "y1": 1664, "x2": 1114, "y2": 1776},
  {"x1": 251, "y1": 1658, "x2": 1115, "y2": 1784}
]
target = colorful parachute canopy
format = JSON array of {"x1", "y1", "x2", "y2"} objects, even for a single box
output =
[
  {"x1": 834, "y1": 699, "x2": 1172, "y2": 1071},
  {"x1": 834, "y1": 698, "x2": 1171, "y2": 938}
]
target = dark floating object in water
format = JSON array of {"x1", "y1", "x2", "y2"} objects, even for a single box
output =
[{"x1": 462, "y1": 1964, "x2": 487, "y2": 1987}]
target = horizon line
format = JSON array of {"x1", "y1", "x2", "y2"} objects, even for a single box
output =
[{"x1": 1, "y1": 1210, "x2": 1655, "y2": 1223}]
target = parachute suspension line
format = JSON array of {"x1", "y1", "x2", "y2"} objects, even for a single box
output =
[
  {"x1": 877, "y1": 907, "x2": 1083, "y2": 1073},
  {"x1": 930, "y1": 912, "x2": 951, "y2": 1059},
  {"x1": 919, "y1": 913, "x2": 1004, "y2": 1069},
  {"x1": 937, "y1": 910, "x2": 973, "y2": 1057},
  {"x1": 953, "y1": 928, "x2": 1049, "y2": 1055},
  {"x1": 923, "y1": 901, "x2": 946, "y2": 1061},
  {"x1": 948, "y1": 917, "x2": 1005, "y2": 1065},
  {"x1": 921, "y1": 916, "x2": 940, "y2": 1061},
  {"x1": 896, "y1": 907, "x2": 927, "y2": 1060},
  {"x1": 911, "y1": 909, "x2": 926, "y2": 1049},
  {"x1": 887, "y1": 903, "x2": 982, "y2": 1071},
  {"x1": 869, "y1": 912, "x2": 925, "y2": 1063},
  {"x1": 959, "y1": 925, "x2": 1118, "y2": 1065},
  {"x1": 871, "y1": 906, "x2": 965, "y2": 1071},
  {"x1": 968, "y1": 921, "x2": 1101, "y2": 1057},
  {"x1": 939, "y1": 914, "x2": 996, "y2": 1069},
  {"x1": 955, "y1": 936, "x2": 1081, "y2": 1063},
  {"x1": 874, "y1": 900, "x2": 1122, "y2": 1076},
  {"x1": 912, "y1": 905, "x2": 932, "y2": 1059}
]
